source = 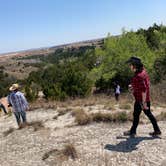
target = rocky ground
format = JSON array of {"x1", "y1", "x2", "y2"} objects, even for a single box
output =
[{"x1": 0, "y1": 104, "x2": 166, "y2": 166}]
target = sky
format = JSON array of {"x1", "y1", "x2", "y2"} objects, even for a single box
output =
[{"x1": 0, "y1": 0, "x2": 165, "y2": 54}]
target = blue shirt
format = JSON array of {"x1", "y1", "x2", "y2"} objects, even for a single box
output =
[{"x1": 8, "y1": 91, "x2": 28, "y2": 112}]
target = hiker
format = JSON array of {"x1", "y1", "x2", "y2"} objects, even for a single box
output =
[
  {"x1": 0, "y1": 101, "x2": 7, "y2": 115},
  {"x1": 124, "y1": 56, "x2": 161, "y2": 137},
  {"x1": 114, "y1": 82, "x2": 121, "y2": 101},
  {"x1": 7, "y1": 83, "x2": 29, "y2": 129}
]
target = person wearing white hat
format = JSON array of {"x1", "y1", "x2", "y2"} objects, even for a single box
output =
[{"x1": 8, "y1": 83, "x2": 29, "y2": 129}]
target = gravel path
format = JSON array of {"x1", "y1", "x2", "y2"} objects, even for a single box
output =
[{"x1": 0, "y1": 109, "x2": 165, "y2": 166}]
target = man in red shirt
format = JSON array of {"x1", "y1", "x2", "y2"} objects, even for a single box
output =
[{"x1": 124, "y1": 57, "x2": 161, "y2": 137}]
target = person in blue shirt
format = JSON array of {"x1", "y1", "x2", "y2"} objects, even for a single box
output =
[{"x1": 8, "y1": 83, "x2": 29, "y2": 129}]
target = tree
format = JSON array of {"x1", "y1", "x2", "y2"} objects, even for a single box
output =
[{"x1": 90, "y1": 31, "x2": 155, "y2": 90}]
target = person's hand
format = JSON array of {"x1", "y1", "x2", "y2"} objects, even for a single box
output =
[
  {"x1": 8, "y1": 103, "x2": 12, "y2": 107},
  {"x1": 141, "y1": 102, "x2": 149, "y2": 110},
  {"x1": 128, "y1": 84, "x2": 133, "y2": 92},
  {"x1": 26, "y1": 106, "x2": 30, "y2": 111}
]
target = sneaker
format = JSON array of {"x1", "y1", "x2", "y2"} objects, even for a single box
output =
[
  {"x1": 149, "y1": 131, "x2": 161, "y2": 136},
  {"x1": 123, "y1": 131, "x2": 136, "y2": 137}
]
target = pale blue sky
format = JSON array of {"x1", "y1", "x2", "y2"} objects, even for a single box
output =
[{"x1": 0, "y1": 0, "x2": 165, "y2": 53}]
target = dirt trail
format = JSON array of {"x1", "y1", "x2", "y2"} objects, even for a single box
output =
[{"x1": 0, "y1": 108, "x2": 165, "y2": 166}]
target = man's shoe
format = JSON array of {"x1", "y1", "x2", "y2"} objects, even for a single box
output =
[
  {"x1": 149, "y1": 131, "x2": 161, "y2": 136},
  {"x1": 18, "y1": 124, "x2": 23, "y2": 130},
  {"x1": 123, "y1": 131, "x2": 136, "y2": 137},
  {"x1": 22, "y1": 122, "x2": 27, "y2": 128}
]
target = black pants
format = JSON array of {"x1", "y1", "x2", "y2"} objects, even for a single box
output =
[
  {"x1": 115, "y1": 93, "x2": 120, "y2": 101},
  {"x1": 0, "y1": 103, "x2": 7, "y2": 114},
  {"x1": 130, "y1": 102, "x2": 160, "y2": 134}
]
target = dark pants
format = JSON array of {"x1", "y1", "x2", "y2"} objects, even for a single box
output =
[
  {"x1": 115, "y1": 93, "x2": 120, "y2": 101},
  {"x1": 14, "y1": 111, "x2": 26, "y2": 126},
  {"x1": 130, "y1": 102, "x2": 161, "y2": 134},
  {"x1": 0, "y1": 103, "x2": 7, "y2": 114}
]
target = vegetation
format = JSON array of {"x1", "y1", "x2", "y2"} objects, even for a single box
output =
[
  {"x1": 72, "y1": 109, "x2": 129, "y2": 125},
  {"x1": 0, "y1": 69, "x2": 16, "y2": 97},
  {"x1": 0, "y1": 23, "x2": 165, "y2": 102},
  {"x1": 72, "y1": 109, "x2": 91, "y2": 125},
  {"x1": 42, "y1": 143, "x2": 78, "y2": 162}
]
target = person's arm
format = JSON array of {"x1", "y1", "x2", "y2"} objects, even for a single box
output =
[
  {"x1": 21, "y1": 93, "x2": 29, "y2": 110},
  {"x1": 142, "y1": 92, "x2": 148, "y2": 110},
  {"x1": 141, "y1": 76, "x2": 149, "y2": 110}
]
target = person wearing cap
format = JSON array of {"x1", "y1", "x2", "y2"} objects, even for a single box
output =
[
  {"x1": 124, "y1": 56, "x2": 161, "y2": 137},
  {"x1": 8, "y1": 83, "x2": 29, "y2": 129}
]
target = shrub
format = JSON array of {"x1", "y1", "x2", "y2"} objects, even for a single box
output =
[
  {"x1": 119, "y1": 104, "x2": 131, "y2": 110},
  {"x1": 42, "y1": 143, "x2": 77, "y2": 162},
  {"x1": 62, "y1": 144, "x2": 78, "y2": 160},
  {"x1": 92, "y1": 112, "x2": 113, "y2": 122},
  {"x1": 72, "y1": 109, "x2": 91, "y2": 125},
  {"x1": 153, "y1": 54, "x2": 166, "y2": 82},
  {"x1": 25, "y1": 84, "x2": 38, "y2": 102},
  {"x1": 112, "y1": 111, "x2": 128, "y2": 122},
  {"x1": 40, "y1": 62, "x2": 93, "y2": 100}
]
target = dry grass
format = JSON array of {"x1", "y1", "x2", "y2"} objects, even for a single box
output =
[
  {"x1": 92, "y1": 112, "x2": 113, "y2": 122},
  {"x1": 52, "y1": 115, "x2": 58, "y2": 120},
  {"x1": 62, "y1": 144, "x2": 78, "y2": 160},
  {"x1": 29, "y1": 99, "x2": 58, "y2": 111},
  {"x1": 42, "y1": 149, "x2": 58, "y2": 160},
  {"x1": 57, "y1": 108, "x2": 72, "y2": 116},
  {"x1": 59, "y1": 94, "x2": 113, "y2": 107},
  {"x1": 42, "y1": 143, "x2": 78, "y2": 162},
  {"x1": 112, "y1": 111, "x2": 128, "y2": 122},
  {"x1": 52, "y1": 108, "x2": 73, "y2": 120},
  {"x1": 72, "y1": 109, "x2": 91, "y2": 125},
  {"x1": 3, "y1": 127, "x2": 15, "y2": 137},
  {"x1": 92, "y1": 111, "x2": 128, "y2": 123},
  {"x1": 30, "y1": 94, "x2": 133, "y2": 111},
  {"x1": 157, "y1": 111, "x2": 166, "y2": 121},
  {"x1": 151, "y1": 81, "x2": 166, "y2": 105},
  {"x1": 27, "y1": 121, "x2": 45, "y2": 131},
  {"x1": 103, "y1": 103, "x2": 115, "y2": 110},
  {"x1": 119, "y1": 103, "x2": 132, "y2": 110},
  {"x1": 72, "y1": 109, "x2": 129, "y2": 125}
]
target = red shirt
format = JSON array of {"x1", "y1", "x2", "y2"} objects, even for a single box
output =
[{"x1": 131, "y1": 69, "x2": 150, "y2": 102}]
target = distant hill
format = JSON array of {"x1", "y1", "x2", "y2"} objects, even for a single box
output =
[{"x1": 0, "y1": 38, "x2": 104, "y2": 59}]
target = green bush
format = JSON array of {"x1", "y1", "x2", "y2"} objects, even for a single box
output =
[
  {"x1": 91, "y1": 31, "x2": 155, "y2": 92},
  {"x1": 41, "y1": 62, "x2": 93, "y2": 100},
  {"x1": 153, "y1": 54, "x2": 166, "y2": 82},
  {"x1": 24, "y1": 83, "x2": 39, "y2": 102},
  {"x1": 0, "y1": 69, "x2": 17, "y2": 97}
]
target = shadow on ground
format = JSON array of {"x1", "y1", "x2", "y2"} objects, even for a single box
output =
[
  {"x1": 3, "y1": 121, "x2": 44, "y2": 137},
  {"x1": 105, "y1": 136, "x2": 161, "y2": 153}
]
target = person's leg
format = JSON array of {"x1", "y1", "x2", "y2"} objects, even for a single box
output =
[
  {"x1": 130, "y1": 102, "x2": 142, "y2": 134},
  {"x1": 14, "y1": 112, "x2": 21, "y2": 127},
  {"x1": 117, "y1": 94, "x2": 119, "y2": 101},
  {"x1": 143, "y1": 102, "x2": 161, "y2": 134},
  {"x1": 0, "y1": 104, "x2": 7, "y2": 114},
  {"x1": 115, "y1": 94, "x2": 119, "y2": 101},
  {"x1": 20, "y1": 111, "x2": 27, "y2": 127}
]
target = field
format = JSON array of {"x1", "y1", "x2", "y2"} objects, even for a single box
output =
[{"x1": 0, "y1": 96, "x2": 166, "y2": 166}]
